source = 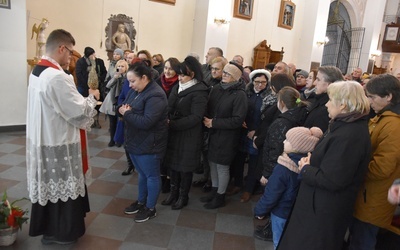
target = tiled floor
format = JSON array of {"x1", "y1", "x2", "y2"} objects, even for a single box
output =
[{"x1": 0, "y1": 114, "x2": 273, "y2": 250}]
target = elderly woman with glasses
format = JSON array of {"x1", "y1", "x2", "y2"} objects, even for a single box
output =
[
  {"x1": 201, "y1": 61, "x2": 248, "y2": 209},
  {"x1": 228, "y1": 69, "x2": 271, "y2": 198}
]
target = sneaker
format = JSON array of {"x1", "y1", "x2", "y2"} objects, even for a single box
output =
[
  {"x1": 124, "y1": 201, "x2": 145, "y2": 215},
  {"x1": 134, "y1": 207, "x2": 157, "y2": 223}
]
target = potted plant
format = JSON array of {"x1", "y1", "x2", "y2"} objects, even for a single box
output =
[{"x1": 0, "y1": 190, "x2": 29, "y2": 246}]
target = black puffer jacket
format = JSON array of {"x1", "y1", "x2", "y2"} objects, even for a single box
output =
[
  {"x1": 123, "y1": 81, "x2": 168, "y2": 157},
  {"x1": 260, "y1": 105, "x2": 308, "y2": 178},
  {"x1": 207, "y1": 81, "x2": 248, "y2": 165},
  {"x1": 164, "y1": 82, "x2": 209, "y2": 172}
]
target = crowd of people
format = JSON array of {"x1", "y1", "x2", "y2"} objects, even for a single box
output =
[{"x1": 26, "y1": 29, "x2": 400, "y2": 248}]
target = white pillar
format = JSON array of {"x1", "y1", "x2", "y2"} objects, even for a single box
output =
[
  {"x1": 359, "y1": 0, "x2": 387, "y2": 72},
  {"x1": 294, "y1": 0, "x2": 331, "y2": 71},
  {"x1": 191, "y1": 0, "x2": 232, "y2": 64}
]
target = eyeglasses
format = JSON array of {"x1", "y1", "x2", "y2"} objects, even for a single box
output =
[
  {"x1": 63, "y1": 45, "x2": 73, "y2": 55},
  {"x1": 222, "y1": 71, "x2": 232, "y2": 77},
  {"x1": 211, "y1": 67, "x2": 221, "y2": 71},
  {"x1": 254, "y1": 81, "x2": 267, "y2": 86}
]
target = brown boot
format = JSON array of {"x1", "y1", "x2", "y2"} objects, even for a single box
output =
[{"x1": 240, "y1": 192, "x2": 251, "y2": 203}]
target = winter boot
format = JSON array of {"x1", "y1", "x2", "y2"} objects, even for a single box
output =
[
  {"x1": 172, "y1": 172, "x2": 192, "y2": 210},
  {"x1": 200, "y1": 187, "x2": 217, "y2": 203},
  {"x1": 253, "y1": 219, "x2": 273, "y2": 241},
  {"x1": 161, "y1": 170, "x2": 179, "y2": 205},
  {"x1": 204, "y1": 193, "x2": 225, "y2": 209},
  {"x1": 122, "y1": 150, "x2": 135, "y2": 175},
  {"x1": 161, "y1": 176, "x2": 171, "y2": 193}
]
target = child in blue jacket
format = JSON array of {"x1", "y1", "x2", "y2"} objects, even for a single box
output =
[{"x1": 254, "y1": 126, "x2": 323, "y2": 248}]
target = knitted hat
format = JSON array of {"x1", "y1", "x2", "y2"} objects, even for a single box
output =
[
  {"x1": 250, "y1": 69, "x2": 271, "y2": 82},
  {"x1": 84, "y1": 47, "x2": 95, "y2": 58},
  {"x1": 285, "y1": 127, "x2": 323, "y2": 153},
  {"x1": 223, "y1": 63, "x2": 242, "y2": 81},
  {"x1": 296, "y1": 69, "x2": 309, "y2": 78},
  {"x1": 114, "y1": 48, "x2": 124, "y2": 58}
]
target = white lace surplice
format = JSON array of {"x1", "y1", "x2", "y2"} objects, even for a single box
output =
[{"x1": 26, "y1": 60, "x2": 97, "y2": 206}]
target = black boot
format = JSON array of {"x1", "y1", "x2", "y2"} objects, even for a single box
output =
[
  {"x1": 161, "y1": 176, "x2": 171, "y2": 193},
  {"x1": 172, "y1": 172, "x2": 193, "y2": 210},
  {"x1": 200, "y1": 187, "x2": 217, "y2": 203},
  {"x1": 161, "y1": 185, "x2": 178, "y2": 205},
  {"x1": 162, "y1": 170, "x2": 178, "y2": 205},
  {"x1": 253, "y1": 218, "x2": 273, "y2": 241},
  {"x1": 204, "y1": 193, "x2": 225, "y2": 209},
  {"x1": 122, "y1": 150, "x2": 135, "y2": 175}
]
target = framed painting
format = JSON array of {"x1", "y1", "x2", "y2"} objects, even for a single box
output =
[
  {"x1": 233, "y1": 0, "x2": 254, "y2": 20},
  {"x1": 384, "y1": 26, "x2": 399, "y2": 41},
  {"x1": 149, "y1": 0, "x2": 175, "y2": 5},
  {"x1": 0, "y1": 0, "x2": 11, "y2": 9},
  {"x1": 278, "y1": 0, "x2": 296, "y2": 30}
]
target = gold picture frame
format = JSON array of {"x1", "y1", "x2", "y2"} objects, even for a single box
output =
[
  {"x1": 278, "y1": 0, "x2": 296, "y2": 30},
  {"x1": 149, "y1": 0, "x2": 175, "y2": 5},
  {"x1": 233, "y1": 0, "x2": 254, "y2": 21},
  {"x1": 0, "y1": 0, "x2": 11, "y2": 9}
]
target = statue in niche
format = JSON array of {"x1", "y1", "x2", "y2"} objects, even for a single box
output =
[
  {"x1": 31, "y1": 18, "x2": 49, "y2": 59},
  {"x1": 105, "y1": 14, "x2": 136, "y2": 60},
  {"x1": 112, "y1": 23, "x2": 131, "y2": 50}
]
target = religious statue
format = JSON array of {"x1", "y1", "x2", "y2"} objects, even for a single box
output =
[
  {"x1": 112, "y1": 23, "x2": 131, "y2": 50},
  {"x1": 31, "y1": 18, "x2": 49, "y2": 59}
]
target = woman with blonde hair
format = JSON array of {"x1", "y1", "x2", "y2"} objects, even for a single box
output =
[{"x1": 279, "y1": 81, "x2": 371, "y2": 250}]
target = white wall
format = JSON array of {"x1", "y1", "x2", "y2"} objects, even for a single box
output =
[
  {"x1": 26, "y1": 0, "x2": 196, "y2": 63},
  {"x1": 0, "y1": 0, "x2": 27, "y2": 127}
]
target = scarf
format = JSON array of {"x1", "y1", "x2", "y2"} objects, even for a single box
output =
[
  {"x1": 178, "y1": 79, "x2": 197, "y2": 93},
  {"x1": 161, "y1": 74, "x2": 178, "y2": 93},
  {"x1": 303, "y1": 87, "x2": 316, "y2": 99},
  {"x1": 261, "y1": 93, "x2": 277, "y2": 112},
  {"x1": 331, "y1": 110, "x2": 368, "y2": 123},
  {"x1": 220, "y1": 81, "x2": 237, "y2": 89},
  {"x1": 277, "y1": 153, "x2": 300, "y2": 174}
]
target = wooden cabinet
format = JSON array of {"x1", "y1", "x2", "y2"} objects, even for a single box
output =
[{"x1": 252, "y1": 40, "x2": 284, "y2": 69}]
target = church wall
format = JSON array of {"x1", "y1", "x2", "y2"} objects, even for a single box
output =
[
  {"x1": 26, "y1": 0, "x2": 197, "y2": 63},
  {"x1": 0, "y1": 0, "x2": 27, "y2": 127}
]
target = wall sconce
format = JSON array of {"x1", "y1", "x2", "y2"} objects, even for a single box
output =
[
  {"x1": 316, "y1": 37, "x2": 329, "y2": 47},
  {"x1": 214, "y1": 18, "x2": 228, "y2": 25},
  {"x1": 370, "y1": 50, "x2": 382, "y2": 59}
]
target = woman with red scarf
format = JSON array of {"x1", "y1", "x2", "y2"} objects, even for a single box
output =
[
  {"x1": 157, "y1": 57, "x2": 180, "y2": 193},
  {"x1": 157, "y1": 57, "x2": 180, "y2": 98}
]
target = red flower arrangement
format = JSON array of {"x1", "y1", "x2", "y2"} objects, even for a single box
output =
[{"x1": 0, "y1": 190, "x2": 29, "y2": 230}]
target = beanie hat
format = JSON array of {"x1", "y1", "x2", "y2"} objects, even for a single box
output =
[
  {"x1": 223, "y1": 63, "x2": 242, "y2": 81},
  {"x1": 114, "y1": 48, "x2": 124, "y2": 59},
  {"x1": 84, "y1": 47, "x2": 95, "y2": 58},
  {"x1": 296, "y1": 69, "x2": 309, "y2": 78},
  {"x1": 250, "y1": 69, "x2": 271, "y2": 82},
  {"x1": 285, "y1": 127, "x2": 323, "y2": 153}
]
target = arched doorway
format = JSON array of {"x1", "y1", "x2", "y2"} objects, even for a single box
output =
[{"x1": 321, "y1": 0, "x2": 364, "y2": 74}]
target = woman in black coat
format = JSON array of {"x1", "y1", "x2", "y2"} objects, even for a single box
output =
[
  {"x1": 303, "y1": 66, "x2": 344, "y2": 132},
  {"x1": 278, "y1": 81, "x2": 371, "y2": 250},
  {"x1": 201, "y1": 62, "x2": 248, "y2": 209},
  {"x1": 161, "y1": 56, "x2": 209, "y2": 210}
]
